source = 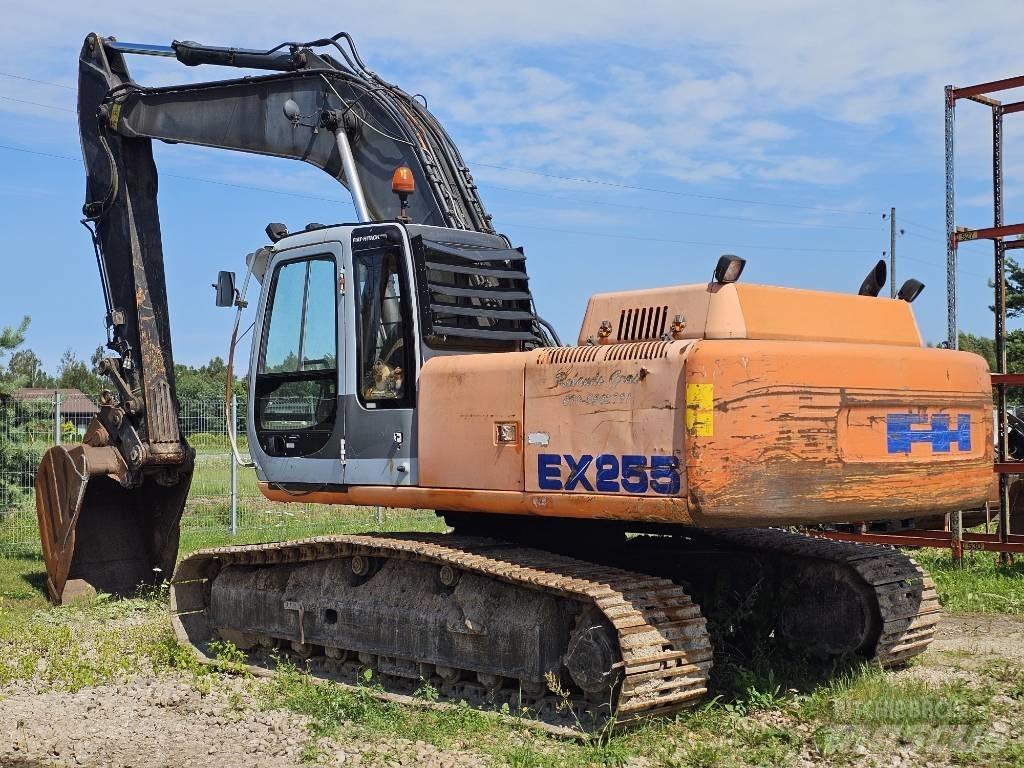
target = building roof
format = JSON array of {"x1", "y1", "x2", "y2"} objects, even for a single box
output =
[{"x1": 9, "y1": 388, "x2": 100, "y2": 415}]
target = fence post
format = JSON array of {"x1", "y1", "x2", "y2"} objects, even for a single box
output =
[
  {"x1": 230, "y1": 393, "x2": 238, "y2": 535},
  {"x1": 951, "y1": 509, "x2": 964, "y2": 567},
  {"x1": 53, "y1": 390, "x2": 62, "y2": 445}
]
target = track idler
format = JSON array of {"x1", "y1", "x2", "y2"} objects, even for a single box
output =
[{"x1": 35, "y1": 441, "x2": 193, "y2": 603}]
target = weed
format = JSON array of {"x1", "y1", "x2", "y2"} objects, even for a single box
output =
[
  {"x1": 1011, "y1": 679, "x2": 1024, "y2": 701},
  {"x1": 915, "y1": 548, "x2": 1024, "y2": 615},
  {"x1": 979, "y1": 659, "x2": 1024, "y2": 700},
  {"x1": 810, "y1": 726, "x2": 857, "y2": 763},
  {"x1": 677, "y1": 740, "x2": 732, "y2": 768},
  {"x1": 207, "y1": 639, "x2": 249, "y2": 672},
  {"x1": 502, "y1": 738, "x2": 558, "y2": 768},
  {"x1": 414, "y1": 679, "x2": 439, "y2": 702},
  {"x1": 734, "y1": 724, "x2": 799, "y2": 767},
  {"x1": 721, "y1": 667, "x2": 790, "y2": 715}
]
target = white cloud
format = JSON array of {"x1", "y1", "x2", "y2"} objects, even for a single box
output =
[
  {"x1": 758, "y1": 155, "x2": 866, "y2": 186},
  {"x1": 7, "y1": 0, "x2": 1024, "y2": 205}
]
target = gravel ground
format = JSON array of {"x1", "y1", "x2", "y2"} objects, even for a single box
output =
[
  {"x1": 2, "y1": 615, "x2": 1023, "y2": 768},
  {"x1": 0, "y1": 676, "x2": 487, "y2": 768},
  {"x1": 929, "y1": 613, "x2": 1024, "y2": 662}
]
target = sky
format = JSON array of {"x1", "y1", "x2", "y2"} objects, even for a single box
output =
[{"x1": 3, "y1": 0, "x2": 1024, "y2": 370}]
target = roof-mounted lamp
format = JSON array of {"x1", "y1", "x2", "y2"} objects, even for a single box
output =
[
  {"x1": 897, "y1": 278, "x2": 925, "y2": 303},
  {"x1": 713, "y1": 254, "x2": 746, "y2": 284},
  {"x1": 392, "y1": 166, "x2": 415, "y2": 223}
]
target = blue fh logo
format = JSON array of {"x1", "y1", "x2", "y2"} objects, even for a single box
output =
[{"x1": 886, "y1": 414, "x2": 971, "y2": 454}]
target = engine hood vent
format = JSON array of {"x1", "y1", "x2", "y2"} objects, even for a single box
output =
[{"x1": 617, "y1": 305, "x2": 669, "y2": 342}]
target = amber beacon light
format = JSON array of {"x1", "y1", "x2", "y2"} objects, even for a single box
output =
[{"x1": 392, "y1": 165, "x2": 415, "y2": 222}]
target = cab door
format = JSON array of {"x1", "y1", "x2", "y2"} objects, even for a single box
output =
[
  {"x1": 248, "y1": 242, "x2": 345, "y2": 487},
  {"x1": 341, "y1": 225, "x2": 419, "y2": 486}
]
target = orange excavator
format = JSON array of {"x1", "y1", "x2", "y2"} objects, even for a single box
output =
[{"x1": 36, "y1": 32, "x2": 992, "y2": 728}]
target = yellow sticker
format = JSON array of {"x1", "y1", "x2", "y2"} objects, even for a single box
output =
[
  {"x1": 109, "y1": 102, "x2": 121, "y2": 130},
  {"x1": 685, "y1": 383, "x2": 714, "y2": 437}
]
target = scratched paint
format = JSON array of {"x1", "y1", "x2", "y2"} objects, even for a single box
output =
[{"x1": 685, "y1": 339, "x2": 993, "y2": 524}]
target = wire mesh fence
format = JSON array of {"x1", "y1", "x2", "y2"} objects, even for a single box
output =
[{"x1": 0, "y1": 391, "x2": 441, "y2": 557}]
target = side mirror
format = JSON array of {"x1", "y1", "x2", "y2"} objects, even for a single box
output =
[
  {"x1": 858, "y1": 259, "x2": 887, "y2": 297},
  {"x1": 214, "y1": 271, "x2": 236, "y2": 307}
]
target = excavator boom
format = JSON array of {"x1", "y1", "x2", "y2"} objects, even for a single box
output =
[{"x1": 38, "y1": 31, "x2": 509, "y2": 602}]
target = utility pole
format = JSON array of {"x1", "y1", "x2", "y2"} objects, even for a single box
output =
[{"x1": 889, "y1": 207, "x2": 897, "y2": 298}]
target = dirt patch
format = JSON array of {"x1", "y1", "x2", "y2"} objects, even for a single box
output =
[
  {"x1": 0, "y1": 677, "x2": 488, "y2": 768},
  {"x1": 932, "y1": 613, "x2": 1024, "y2": 662}
]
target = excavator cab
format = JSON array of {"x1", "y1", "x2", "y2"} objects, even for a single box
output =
[{"x1": 246, "y1": 222, "x2": 543, "y2": 491}]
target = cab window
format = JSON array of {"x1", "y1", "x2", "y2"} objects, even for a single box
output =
[
  {"x1": 255, "y1": 256, "x2": 338, "y2": 455},
  {"x1": 353, "y1": 249, "x2": 412, "y2": 407}
]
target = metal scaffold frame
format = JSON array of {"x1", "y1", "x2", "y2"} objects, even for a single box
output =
[
  {"x1": 815, "y1": 76, "x2": 1024, "y2": 562},
  {"x1": 947, "y1": 74, "x2": 1024, "y2": 563}
]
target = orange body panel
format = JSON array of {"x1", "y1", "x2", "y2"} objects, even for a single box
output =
[
  {"x1": 683, "y1": 340, "x2": 992, "y2": 525},
  {"x1": 523, "y1": 343, "x2": 688, "y2": 495},
  {"x1": 579, "y1": 282, "x2": 922, "y2": 346},
  {"x1": 723, "y1": 284, "x2": 922, "y2": 345},
  {"x1": 260, "y1": 483, "x2": 696, "y2": 523},
  {"x1": 263, "y1": 283, "x2": 992, "y2": 529},
  {"x1": 418, "y1": 352, "x2": 527, "y2": 490}
]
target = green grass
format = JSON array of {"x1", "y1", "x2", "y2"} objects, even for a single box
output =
[
  {"x1": 179, "y1": 506, "x2": 445, "y2": 551},
  {"x1": 0, "y1": 553, "x2": 1020, "y2": 767},
  {"x1": 0, "y1": 587, "x2": 186, "y2": 691},
  {"x1": 253, "y1": 661, "x2": 752, "y2": 767},
  {"x1": 2, "y1": 520, "x2": 1024, "y2": 766},
  {"x1": 914, "y1": 548, "x2": 1024, "y2": 614},
  {"x1": 801, "y1": 667, "x2": 992, "y2": 727},
  {"x1": 0, "y1": 551, "x2": 49, "y2": 622},
  {"x1": 237, "y1": 636, "x2": 1023, "y2": 768}
]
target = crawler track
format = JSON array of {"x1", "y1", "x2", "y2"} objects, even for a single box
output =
[
  {"x1": 170, "y1": 533, "x2": 713, "y2": 729},
  {"x1": 611, "y1": 528, "x2": 940, "y2": 667},
  {"x1": 703, "y1": 528, "x2": 940, "y2": 666}
]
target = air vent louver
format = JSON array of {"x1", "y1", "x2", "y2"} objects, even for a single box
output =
[
  {"x1": 536, "y1": 346, "x2": 603, "y2": 365},
  {"x1": 536, "y1": 341, "x2": 671, "y2": 365},
  {"x1": 617, "y1": 305, "x2": 670, "y2": 341}
]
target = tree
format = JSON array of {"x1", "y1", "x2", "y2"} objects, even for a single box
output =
[
  {"x1": 55, "y1": 348, "x2": 104, "y2": 397},
  {"x1": 1000, "y1": 256, "x2": 1024, "y2": 319},
  {"x1": 173, "y1": 357, "x2": 247, "y2": 440},
  {"x1": 958, "y1": 332, "x2": 996, "y2": 370},
  {"x1": 8, "y1": 349, "x2": 53, "y2": 389},
  {"x1": 0, "y1": 316, "x2": 30, "y2": 394},
  {"x1": 958, "y1": 329, "x2": 1024, "y2": 406},
  {"x1": 0, "y1": 316, "x2": 42, "y2": 509},
  {"x1": 960, "y1": 329, "x2": 1024, "y2": 373}
]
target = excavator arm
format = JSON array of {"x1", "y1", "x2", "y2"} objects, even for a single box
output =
[{"x1": 37, "y1": 31, "x2": 498, "y2": 602}]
